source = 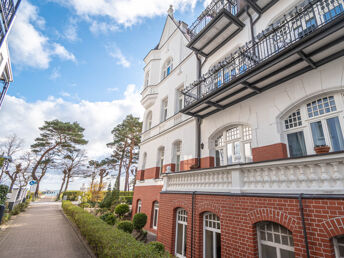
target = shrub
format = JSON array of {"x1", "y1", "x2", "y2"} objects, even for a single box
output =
[
  {"x1": 0, "y1": 185, "x2": 9, "y2": 205},
  {"x1": 62, "y1": 191, "x2": 82, "y2": 201},
  {"x1": 119, "y1": 191, "x2": 134, "y2": 197},
  {"x1": 1, "y1": 213, "x2": 11, "y2": 224},
  {"x1": 133, "y1": 213, "x2": 147, "y2": 231},
  {"x1": 114, "y1": 203, "x2": 129, "y2": 219},
  {"x1": 117, "y1": 220, "x2": 134, "y2": 234},
  {"x1": 100, "y1": 212, "x2": 116, "y2": 226},
  {"x1": 10, "y1": 205, "x2": 21, "y2": 215},
  {"x1": 119, "y1": 196, "x2": 133, "y2": 205},
  {"x1": 62, "y1": 201, "x2": 165, "y2": 257},
  {"x1": 18, "y1": 203, "x2": 26, "y2": 212},
  {"x1": 149, "y1": 242, "x2": 165, "y2": 255},
  {"x1": 79, "y1": 203, "x2": 91, "y2": 208}
]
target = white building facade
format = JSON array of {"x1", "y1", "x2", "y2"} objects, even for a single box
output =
[{"x1": 133, "y1": 1, "x2": 344, "y2": 257}]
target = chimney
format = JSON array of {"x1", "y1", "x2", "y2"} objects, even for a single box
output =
[{"x1": 168, "y1": 5, "x2": 174, "y2": 18}]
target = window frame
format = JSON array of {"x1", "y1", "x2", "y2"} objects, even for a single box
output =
[
  {"x1": 137, "y1": 200, "x2": 142, "y2": 213},
  {"x1": 174, "y1": 141, "x2": 182, "y2": 172},
  {"x1": 152, "y1": 201, "x2": 159, "y2": 229},
  {"x1": 203, "y1": 212, "x2": 221, "y2": 258},
  {"x1": 158, "y1": 147, "x2": 165, "y2": 176},
  {"x1": 333, "y1": 235, "x2": 344, "y2": 258},
  {"x1": 175, "y1": 208, "x2": 187, "y2": 258}
]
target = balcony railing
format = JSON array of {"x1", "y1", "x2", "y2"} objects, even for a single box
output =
[
  {"x1": 183, "y1": 0, "x2": 344, "y2": 108},
  {"x1": 162, "y1": 152, "x2": 344, "y2": 194},
  {"x1": 188, "y1": 0, "x2": 239, "y2": 39}
]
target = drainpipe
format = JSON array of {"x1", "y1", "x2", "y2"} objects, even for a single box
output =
[
  {"x1": 191, "y1": 191, "x2": 196, "y2": 258},
  {"x1": 246, "y1": 6, "x2": 255, "y2": 43},
  {"x1": 299, "y1": 193, "x2": 310, "y2": 258}
]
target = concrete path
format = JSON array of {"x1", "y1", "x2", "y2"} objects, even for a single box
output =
[{"x1": 0, "y1": 198, "x2": 92, "y2": 258}]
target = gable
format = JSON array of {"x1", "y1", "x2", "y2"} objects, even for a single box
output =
[{"x1": 158, "y1": 16, "x2": 179, "y2": 48}]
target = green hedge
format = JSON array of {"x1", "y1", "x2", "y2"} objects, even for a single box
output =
[
  {"x1": 62, "y1": 201, "x2": 167, "y2": 257},
  {"x1": 62, "y1": 191, "x2": 82, "y2": 201},
  {"x1": 120, "y1": 196, "x2": 133, "y2": 205},
  {"x1": 0, "y1": 185, "x2": 9, "y2": 205},
  {"x1": 119, "y1": 191, "x2": 134, "y2": 197}
]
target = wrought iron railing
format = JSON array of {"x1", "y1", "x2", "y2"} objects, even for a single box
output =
[
  {"x1": 188, "y1": 0, "x2": 239, "y2": 39},
  {"x1": 183, "y1": 0, "x2": 344, "y2": 108}
]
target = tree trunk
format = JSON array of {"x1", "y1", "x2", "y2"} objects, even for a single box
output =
[
  {"x1": 124, "y1": 143, "x2": 134, "y2": 191},
  {"x1": 35, "y1": 181, "x2": 40, "y2": 197},
  {"x1": 0, "y1": 167, "x2": 5, "y2": 182},
  {"x1": 98, "y1": 174, "x2": 104, "y2": 192},
  {"x1": 31, "y1": 145, "x2": 58, "y2": 181},
  {"x1": 57, "y1": 173, "x2": 66, "y2": 200},
  {"x1": 116, "y1": 141, "x2": 128, "y2": 191},
  {"x1": 64, "y1": 176, "x2": 70, "y2": 193},
  {"x1": 9, "y1": 174, "x2": 17, "y2": 192}
]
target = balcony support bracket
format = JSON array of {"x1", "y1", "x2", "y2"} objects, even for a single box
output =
[
  {"x1": 206, "y1": 101, "x2": 225, "y2": 110},
  {"x1": 298, "y1": 51, "x2": 317, "y2": 69},
  {"x1": 242, "y1": 81, "x2": 261, "y2": 93}
]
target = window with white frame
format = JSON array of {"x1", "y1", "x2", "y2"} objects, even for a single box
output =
[
  {"x1": 152, "y1": 201, "x2": 159, "y2": 229},
  {"x1": 257, "y1": 222, "x2": 294, "y2": 258},
  {"x1": 163, "y1": 58, "x2": 173, "y2": 79},
  {"x1": 175, "y1": 208, "x2": 187, "y2": 258},
  {"x1": 334, "y1": 235, "x2": 344, "y2": 258},
  {"x1": 158, "y1": 147, "x2": 165, "y2": 175},
  {"x1": 176, "y1": 87, "x2": 184, "y2": 113},
  {"x1": 203, "y1": 212, "x2": 221, "y2": 258},
  {"x1": 283, "y1": 94, "x2": 344, "y2": 157},
  {"x1": 162, "y1": 98, "x2": 168, "y2": 122},
  {"x1": 137, "y1": 200, "x2": 142, "y2": 213},
  {"x1": 174, "y1": 141, "x2": 182, "y2": 172},
  {"x1": 146, "y1": 111, "x2": 152, "y2": 131},
  {"x1": 214, "y1": 125, "x2": 252, "y2": 167}
]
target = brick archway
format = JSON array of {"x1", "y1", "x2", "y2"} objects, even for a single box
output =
[
  {"x1": 321, "y1": 217, "x2": 344, "y2": 238},
  {"x1": 197, "y1": 202, "x2": 222, "y2": 218},
  {"x1": 248, "y1": 208, "x2": 297, "y2": 232},
  {"x1": 171, "y1": 199, "x2": 191, "y2": 214}
]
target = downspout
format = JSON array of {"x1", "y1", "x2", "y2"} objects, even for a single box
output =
[
  {"x1": 299, "y1": 193, "x2": 310, "y2": 258},
  {"x1": 191, "y1": 191, "x2": 196, "y2": 258},
  {"x1": 246, "y1": 6, "x2": 255, "y2": 43}
]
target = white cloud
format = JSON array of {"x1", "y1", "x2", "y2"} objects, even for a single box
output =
[
  {"x1": 0, "y1": 84, "x2": 143, "y2": 190},
  {"x1": 106, "y1": 44, "x2": 131, "y2": 68},
  {"x1": 107, "y1": 87, "x2": 119, "y2": 92},
  {"x1": 9, "y1": 0, "x2": 76, "y2": 69},
  {"x1": 64, "y1": 18, "x2": 79, "y2": 42},
  {"x1": 59, "y1": 91, "x2": 71, "y2": 97},
  {"x1": 50, "y1": 67, "x2": 61, "y2": 80},
  {"x1": 53, "y1": 0, "x2": 199, "y2": 27},
  {"x1": 90, "y1": 20, "x2": 119, "y2": 35}
]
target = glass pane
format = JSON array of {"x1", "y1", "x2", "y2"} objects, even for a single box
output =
[
  {"x1": 227, "y1": 143, "x2": 233, "y2": 165},
  {"x1": 267, "y1": 232, "x2": 273, "y2": 242},
  {"x1": 326, "y1": 117, "x2": 344, "y2": 151},
  {"x1": 280, "y1": 249, "x2": 295, "y2": 258},
  {"x1": 205, "y1": 230, "x2": 214, "y2": 258},
  {"x1": 215, "y1": 150, "x2": 224, "y2": 167},
  {"x1": 339, "y1": 246, "x2": 344, "y2": 256},
  {"x1": 337, "y1": 236, "x2": 344, "y2": 244},
  {"x1": 233, "y1": 142, "x2": 241, "y2": 163},
  {"x1": 287, "y1": 132, "x2": 307, "y2": 157},
  {"x1": 153, "y1": 209, "x2": 158, "y2": 227},
  {"x1": 311, "y1": 121, "x2": 326, "y2": 146},
  {"x1": 244, "y1": 142, "x2": 252, "y2": 162},
  {"x1": 282, "y1": 235, "x2": 289, "y2": 245},
  {"x1": 176, "y1": 223, "x2": 183, "y2": 255},
  {"x1": 216, "y1": 232, "x2": 221, "y2": 258},
  {"x1": 261, "y1": 244, "x2": 277, "y2": 258}
]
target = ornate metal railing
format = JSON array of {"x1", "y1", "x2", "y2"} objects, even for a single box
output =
[
  {"x1": 183, "y1": 0, "x2": 344, "y2": 108},
  {"x1": 188, "y1": 0, "x2": 239, "y2": 39}
]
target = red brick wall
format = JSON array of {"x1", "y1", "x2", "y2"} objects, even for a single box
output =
[
  {"x1": 132, "y1": 185, "x2": 163, "y2": 234},
  {"x1": 252, "y1": 143, "x2": 288, "y2": 162},
  {"x1": 163, "y1": 163, "x2": 176, "y2": 173},
  {"x1": 158, "y1": 193, "x2": 344, "y2": 257},
  {"x1": 143, "y1": 167, "x2": 160, "y2": 180},
  {"x1": 136, "y1": 170, "x2": 144, "y2": 181}
]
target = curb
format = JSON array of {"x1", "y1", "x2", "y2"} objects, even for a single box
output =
[{"x1": 60, "y1": 208, "x2": 96, "y2": 258}]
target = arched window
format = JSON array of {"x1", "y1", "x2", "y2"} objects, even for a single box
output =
[
  {"x1": 137, "y1": 200, "x2": 142, "y2": 213},
  {"x1": 152, "y1": 201, "x2": 159, "y2": 229},
  {"x1": 334, "y1": 235, "x2": 344, "y2": 258},
  {"x1": 162, "y1": 58, "x2": 173, "y2": 79},
  {"x1": 203, "y1": 212, "x2": 221, "y2": 258},
  {"x1": 158, "y1": 147, "x2": 165, "y2": 175},
  {"x1": 173, "y1": 141, "x2": 182, "y2": 172},
  {"x1": 145, "y1": 111, "x2": 152, "y2": 131},
  {"x1": 283, "y1": 94, "x2": 344, "y2": 157},
  {"x1": 257, "y1": 221, "x2": 294, "y2": 258},
  {"x1": 175, "y1": 208, "x2": 187, "y2": 257},
  {"x1": 213, "y1": 125, "x2": 252, "y2": 167}
]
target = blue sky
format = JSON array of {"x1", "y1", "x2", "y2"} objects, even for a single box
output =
[{"x1": 0, "y1": 0, "x2": 209, "y2": 190}]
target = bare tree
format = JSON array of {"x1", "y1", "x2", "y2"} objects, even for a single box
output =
[{"x1": 0, "y1": 134, "x2": 23, "y2": 181}]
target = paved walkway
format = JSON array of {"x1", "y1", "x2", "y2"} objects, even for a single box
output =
[{"x1": 0, "y1": 197, "x2": 92, "y2": 258}]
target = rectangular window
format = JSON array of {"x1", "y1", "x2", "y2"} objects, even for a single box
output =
[
  {"x1": 326, "y1": 117, "x2": 344, "y2": 151},
  {"x1": 223, "y1": 68, "x2": 230, "y2": 83},
  {"x1": 167, "y1": 66, "x2": 171, "y2": 76},
  {"x1": 176, "y1": 154, "x2": 180, "y2": 172},
  {"x1": 287, "y1": 132, "x2": 307, "y2": 157},
  {"x1": 244, "y1": 142, "x2": 252, "y2": 162},
  {"x1": 231, "y1": 68, "x2": 236, "y2": 79},
  {"x1": 217, "y1": 71, "x2": 222, "y2": 87},
  {"x1": 153, "y1": 208, "x2": 158, "y2": 228},
  {"x1": 306, "y1": 17, "x2": 317, "y2": 28},
  {"x1": 205, "y1": 230, "x2": 214, "y2": 258},
  {"x1": 233, "y1": 141, "x2": 241, "y2": 163},
  {"x1": 227, "y1": 143, "x2": 233, "y2": 165},
  {"x1": 311, "y1": 121, "x2": 326, "y2": 146}
]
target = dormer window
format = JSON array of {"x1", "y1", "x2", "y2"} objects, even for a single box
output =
[{"x1": 163, "y1": 58, "x2": 173, "y2": 79}]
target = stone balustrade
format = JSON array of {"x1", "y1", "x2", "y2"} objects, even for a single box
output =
[{"x1": 162, "y1": 152, "x2": 344, "y2": 194}]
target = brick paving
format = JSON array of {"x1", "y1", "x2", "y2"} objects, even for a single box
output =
[{"x1": 0, "y1": 198, "x2": 92, "y2": 258}]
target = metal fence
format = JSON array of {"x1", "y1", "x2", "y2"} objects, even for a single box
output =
[{"x1": 183, "y1": 0, "x2": 344, "y2": 108}]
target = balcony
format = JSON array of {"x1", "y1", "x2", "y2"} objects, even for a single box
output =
[
  {"x1": 182, "y1": 0, "x2": 344, "y2": 118},
  {"x1": 0, "y1": 0, "x2": 20, "y2": 44},
  {"x1": 162, "y1": 152, "x2": 344, "y2": 194},
  {"x1": 187, "y1": 0, "x2": 245, "y2": 57},
  {"x1": 141, "y1": 85, "x2": 158, "y2": 109}
]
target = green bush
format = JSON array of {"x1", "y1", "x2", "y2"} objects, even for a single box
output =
[
  {"x1": 1, "y1": 213, "x2": 11, "y2": 224},
  {"x1": 133, "y1": 213, "x2": 147, "y2": 231},
  {"x1": 119, "y1": 196, "x2": 133, "y2": 205},
  {"x1": 10, "y1": 205, "x2": 21, "y2": 215},
  {"x1": 62, "y1": 191, "x2": 82, "y2": 201},
  {"x1": 149, "y1": 242, "x2": 165, "y2": 255},
  {"x1": 79, "y1": 202, "x2": 91, "y2": 208},
  {"x1": 114, "y1": 203, "x2": 129, "y2": 219},
  {"x1": 100, "y1": 212, "x2": 116, "y2": 226},
  {"x1": 62, "y1": 201, "x2": 165, "y2": 257},
  {"x1": 117, "y1": 220, "x2": 134, "y2": 234},
  {"x1": 0, "y1": 185, "x2": 9, "y2": 205}
]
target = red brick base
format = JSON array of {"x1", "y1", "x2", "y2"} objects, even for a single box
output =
[
  {"x1": 157, "y1": 193, "x2": 344, "y2": 257},
  {"x1": 252, "y1": 143, "x2": 288, "y2": 162}
]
